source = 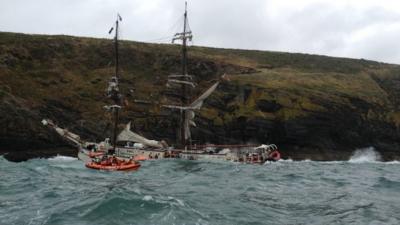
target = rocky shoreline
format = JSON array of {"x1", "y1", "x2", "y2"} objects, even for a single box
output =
[{"x1": 0, "y1": 147, "x2": 76, "y2": 162}]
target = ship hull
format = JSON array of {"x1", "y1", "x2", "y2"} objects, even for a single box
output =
[{"x1": 78, "y1": 145, "x2": 277, "y2": 164}]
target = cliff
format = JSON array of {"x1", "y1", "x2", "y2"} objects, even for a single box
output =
[{"x1": 1, "y1": 32, "x2": 400, "y2": 161}]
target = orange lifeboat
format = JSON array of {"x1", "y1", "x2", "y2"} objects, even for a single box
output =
[{"x1": 86, "y1": 156, "x2": 141, "y2": 171}]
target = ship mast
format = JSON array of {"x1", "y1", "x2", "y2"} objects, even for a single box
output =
[
  {"x1": 171, "y1": 2, "x2": 193, "y2": 149},
  {"x1": 107, "y1": 14, "x2": 123, "y2": 152},
  {"x1": 182, "y1": 2, "x2": 189, "y2": 76},
  {"x1": 163, "y1": 3, "x2": 224, "y2": 150}
]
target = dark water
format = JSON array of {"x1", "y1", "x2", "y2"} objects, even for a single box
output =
[{"x1": 1, "y1": 149, "x2": 399, "y2": 225}]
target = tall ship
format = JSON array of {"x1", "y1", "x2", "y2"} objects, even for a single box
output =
[{"x1": 43, "y1": 3, "x2": 281, "y2": 164}]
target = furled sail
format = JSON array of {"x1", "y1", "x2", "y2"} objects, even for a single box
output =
[
  {"x1": 162, "y1": 75, "x2": 223, "y2": 141},
  {"x1": 41, "y1": 119, "x2": 82, "y2": 146},
  {"x1": 183, "y1": 109, "x2": 195, "y2": 139},
  {"x1": 184, "y1": 81, "x2": 220, "y2": 139},
  {"x1": 163, "y1": 81, "x2": 220, "y2": 111},
  {"x1": 168, "y1": 74, "x2": 193, "y2": 80},
  {"x1": 167, "y1": 79, "x2": 196, "y2": 88},
  {"x1": 190, "y1": 81, "x2": 219, "y2": 110},
  {"x1": 117, "y1": 122, "x2": 164, "y2": 148}
]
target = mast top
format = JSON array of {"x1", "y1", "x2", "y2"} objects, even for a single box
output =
[{"x1": 172, "y1": 2, "x2": 192, "y2": 44}]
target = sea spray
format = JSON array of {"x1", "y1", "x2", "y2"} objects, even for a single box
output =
[{"x1": 349, "y1": 146, "x2": 382, "y2": 163}]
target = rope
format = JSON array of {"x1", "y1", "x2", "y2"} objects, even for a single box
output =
[
  {"x1": 139, "y1": 14, "x2": 185, "y2": 43},
  {"x1": 142, "y1": 35, "x2": 175, "y2": 43}
]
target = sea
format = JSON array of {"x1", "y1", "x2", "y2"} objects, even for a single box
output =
[{"x1": 0, "y1": 147, "x2": 399, "y2": 225}]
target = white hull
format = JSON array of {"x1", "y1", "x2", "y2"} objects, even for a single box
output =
[
  {"x1": 116, "y1": 147, "x2": 167, "y2": 159},
  {"x1": 78, "y1": 144, "x2": 280, "y2": 164}
]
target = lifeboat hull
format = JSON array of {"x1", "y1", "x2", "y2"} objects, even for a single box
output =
[{"x1": 85, "y1": 162, "x2": 141, "y2": 171}]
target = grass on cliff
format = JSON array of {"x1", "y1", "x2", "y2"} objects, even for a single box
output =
[{"x1": 2, "y1": 31, "x2": 400, "y2": 130}]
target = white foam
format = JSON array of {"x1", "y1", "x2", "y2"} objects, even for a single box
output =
[
  {"x1": 143, "y1": 195, "x2": 153, "y2": 201},
  {"x1": 273, "y1": 158, "x2": 311, "y2": 163},
  {"x1": 386, "y1": 161, "x2": 400, "y2": 164},
  {"x1": 264, "y1": 151, "x2": 398, "y2": 164},
  {"x1": 48, "y1": 155, "x2": 77, "y2": 161},
  {"x1": 348, "y1": 147, "x2": 381, "y2": 163},
  {"x1": 279, "y1": 158, "x2": 293, "y2": 162},
  {"x1": 167, "y1": 196, "x2": 185, "y2": 206}
]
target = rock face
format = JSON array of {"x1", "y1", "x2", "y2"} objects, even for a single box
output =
[
  {"x1": 0, "y1": 94, "x2": 75, "y2": 161},
  {"x1": 1, "y1": 32, "x2": 400, "y2": 161}
]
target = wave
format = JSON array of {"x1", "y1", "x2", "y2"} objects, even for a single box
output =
[
  {"x1": 348, "y1": 147, "x2": 381, "y2": 163},
  {"x1": 274, "y1": 148, "x2": 399, "y2": 164},
  {"x1": 385, "y1": 160, "x2": 400, "y2": 164},
  {"x1": 274, "y1": 158, "x2": 311, "y2": 163}
]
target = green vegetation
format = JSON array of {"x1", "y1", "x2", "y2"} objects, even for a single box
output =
[{"x1": 2, "y1": 31, "x2": 400, "y2": 156}]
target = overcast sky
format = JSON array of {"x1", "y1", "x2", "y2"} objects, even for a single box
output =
[{"x1": 1, "y1": 0, "x2": 400, "y2": 64}]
